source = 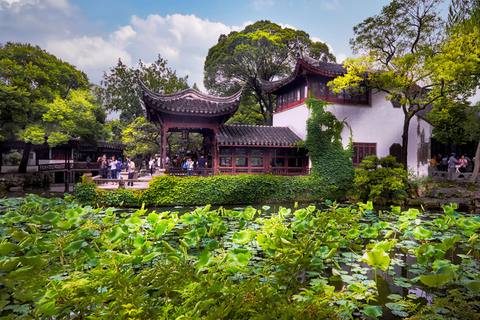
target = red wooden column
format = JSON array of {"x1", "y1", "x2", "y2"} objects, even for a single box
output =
[{"x1": 213, "y1": 128, "x2": 219, "y2": 174}]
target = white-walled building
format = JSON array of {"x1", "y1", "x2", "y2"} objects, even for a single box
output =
[{"x1": 260, "y1": 55, "x2": 433, "y2": 176}]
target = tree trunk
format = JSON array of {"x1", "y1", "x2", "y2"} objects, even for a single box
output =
[
  {"x1": 18, "y1": 142, "x2": 32, "y2": 173},
  {"x1": 470, "y1": 141, "x2": 480, "y2": 184},
  {"x1": 401, "y1": 117, "x2": 412, "y2": 171}
]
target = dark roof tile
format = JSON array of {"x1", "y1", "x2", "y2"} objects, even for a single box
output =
[
  {"x1": 139, "y1": 80, "x2": 243, "y2": 115},
  {"x1": 218, "y1": 125, "x2": 302, "y2": 146}
]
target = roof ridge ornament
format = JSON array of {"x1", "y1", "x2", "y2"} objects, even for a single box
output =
[{"x1": 295, "y1": 35, "x2": 303, "y2": 60}]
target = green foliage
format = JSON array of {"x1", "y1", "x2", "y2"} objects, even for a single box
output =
[
  {"x1": 353, "y1": 155, "x2": 408, "y2": 204},
  {"x1": 0, "y1": 42, "x2": 107, "y2": 172},
  {"x1": 331, "y1": 0, "x2": 479, "y2": 170},
  {"x1": 204, "y1": 20, "x2": 335, "y2": 125},
  {"x1": 122, "y1": 116, "x2": 162, "y2": 161},
  {"x1": 1, "y1": 193, "x2": 480, "y2": 319},
  {"x1": 1, "y1": 149, "x2": 21, "y2": 165},
  {"x1": 73, "y1": 182, "x2": 97, "y2": 204},
  {"x1": 74, "y1": 182, "x2": 142, "y2": 207},
  {"x1": 97, "y1": 55, "x2": 189, "y2": 125},
  {"x1": 139, "y1": 174, "x2": 334, "y2": 207},
  {"x1": 304, "y1": 98, "x2": 354, "y2": 197}
]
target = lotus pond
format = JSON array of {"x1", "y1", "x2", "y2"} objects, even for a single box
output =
[{"x1": 0, "y1": 194, "x2": 479, "y2": 319}]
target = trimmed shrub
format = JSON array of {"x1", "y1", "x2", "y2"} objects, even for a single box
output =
[
  {"x1": 353, "y1": 155, "x2": 408, "y2": 204},
  {"x1": 74, "y1": 173, "x2": 346, "y2": 207}
]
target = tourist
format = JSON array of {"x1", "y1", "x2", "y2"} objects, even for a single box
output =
[
  {"x1": 127, "y1": 157, "x2": 135, "y2": 187},
  {"x1": 442, "y1": 155, "x2": 448, "y2": 172},
  {"x1": 447, "y1": 153, "x2": 459, "y2": 180},
  {"x1": 197, "y1": 155, "x2": 207, "y2": 176},
  {"x1": 86, "y1": 155, "x2": 91, "y2": 163},
  {"x1": 101, "y1": 155, "x2": 108, "y2": 179},
  {"x1": 149, "y1": 157, "x2": 155, "y2": 176},
  {"x1": 110, "y1": 156, "x2": 117, "y2": 185},
  {"x1": 184, "y1": 158, "x2": 194, "y2": 176},
  {"x1": 116, "y1": 158, "x2": 123, "y2": 179},
  {"x1": 436, "y1": 154, "x2": 443, "y2": 171},
  {"x1": 459, "y1": 155, "x2": 468, "y2": 173},
  {"x1": 465, "y1": 155, "x2": 472, "y2": 172}
]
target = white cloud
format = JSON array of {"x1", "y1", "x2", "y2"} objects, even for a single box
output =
[
  {"x1": 252, "y1": 0, "x2": 274, "y2": 10},
  {"x1": 311, "y1": 36, "x2": 336, "y2": 59},
  {"x1": 46, "y1": 36, "x2": 133, "y2": 72},
  {"x1": 336, "y1": 53, "x2": 347, "y2": 63},
  {"x1": 321, "y1": 0, "x2": 340, "y2": 11}
]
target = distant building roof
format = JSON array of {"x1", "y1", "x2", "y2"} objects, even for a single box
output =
[
  {"x1": 259, "y1": 56, "x2": 346, "y2": 93},
  {"x1": 218, "y1": 125, "x2": 302, "y2": 146},
  {"x1": 139, "y1": 80, "x2": 243, "y2": 116}
]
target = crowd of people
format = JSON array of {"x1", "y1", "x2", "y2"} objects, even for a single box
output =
[
  {"x1": 93, "y1": 153, "x2": 210, "y2": 186},
  {"x1": 98, "y1": 155, "x2": 136, "y2": 186},
  {"x1": 431, "y1": 153, "x2": 476, "y2": 180}
]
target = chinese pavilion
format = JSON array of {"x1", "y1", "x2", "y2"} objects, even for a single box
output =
[{"x1": 139, "y1": 81, "x2": 309, "y2": 175}]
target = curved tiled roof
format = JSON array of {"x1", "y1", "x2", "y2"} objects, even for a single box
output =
[
  {"x1": 218, "y1": 125, "x2": 302, "y2": 146},
  {"x1": 259, "y1": 56, "x2": 346, "y2": 93},
  {"x1": 139, "y1": 80, "x2": 243, "y2": 115}
]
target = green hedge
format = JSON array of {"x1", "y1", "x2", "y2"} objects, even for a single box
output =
[{"x1": 74, "y1": 174, "x2": 345, "y2": 207}]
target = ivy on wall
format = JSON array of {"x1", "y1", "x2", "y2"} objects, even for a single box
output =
[{"x1": 303, "y1": 98, "x2": 354, "y2": 194}]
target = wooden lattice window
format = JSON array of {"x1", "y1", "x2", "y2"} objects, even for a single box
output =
[{"x1": 352, "y1": 143, "x2": 377, "y2": 166}]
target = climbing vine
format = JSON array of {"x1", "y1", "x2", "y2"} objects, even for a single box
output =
[{"x1": 303, "y1": 98, "x2": 354, "y2": 196}]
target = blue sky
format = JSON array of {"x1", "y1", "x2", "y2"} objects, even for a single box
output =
[{"x1": 1, "y1": 0, "x2": 439, "y2": 91}]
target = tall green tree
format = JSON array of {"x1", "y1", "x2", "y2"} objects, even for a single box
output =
[
  {"x1": 331, "y1": 0, "x2": 479, "y2": 171},
  {"x1": 97, "y1": 55, "x2": 189, "y2": 125},
  {"x1": 122, "y1": 117, "x2": 162, "y2": 162},
  {"x1": 447, "y1": 0, "x2": 480, "y2": 183},
  {"x1": 204, "y1": 20, "x2": 335, "y2": 125},
  {"x1": 0, "y1": 42, "x2": 106, "y2": 173}
]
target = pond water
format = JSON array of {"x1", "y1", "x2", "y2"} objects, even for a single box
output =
[
  {"x1": 1, "y1": 195, "x2": 479, "y2": 319},
  {"x1": 139, "y1": 201, "x2": 479, "y2": 319}
]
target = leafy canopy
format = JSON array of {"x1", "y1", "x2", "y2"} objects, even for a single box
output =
[
  {"x1": 97, "y1": 55, "x2": 189, "y2": 125},
  {"x1": 330, "y1": 0, "x2": 479, "y2": 170},
  {"x1": 0, "y1": 42, "x2": 91, "y2": 143},
  {"x1": 204, "y1": 20, "x2": 335, "y2": 125}
]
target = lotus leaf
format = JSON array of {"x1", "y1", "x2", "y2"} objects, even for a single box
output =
[
  {"x1": 243, "y1": 207, "x2": 256, "y2": 220},
  {"x1": 456, "y1": 218, "x2": 480, "y2": 231},
  {"x1": 346, "y1": 228, "x2": 361, "y2": 239},
  {"x1": 0, "y1": 257, "x2": 21, "y2": 272},
  {"x1": 467, "y1": 281, "x2": 480, "y2": 292},
  {"x1": 432, "y1": 259, "x2": 452, "y2": 272},
  {"x1": 373, "y1": 240, "x2": 397, "y2": 253},
  {"x1": 362, "y1": 226, "x2": 379, "y2": 239},
  {"x1": 325, "y1": 229, "x2": 341, "y2": 241},
  {"x1": 294, "y1": 209, "x2": 308, "y2": 220},
  {"x1": 420, "y1": 273, "x2": 451, "y2": 287},
  {"x1": 181, "y1": 213, "x2": 198, "y2": 225},
  {"x1": 0, "y1": 242, "x2": 17, "y2": 256},
  {"x1": 107, "y1": 226, "x2": 126, "y2": 242},
  {"x1": 196, "y1": 250, "x2": 213, "y2": 270},
  {"x1": 133, "y1": 235, "x2": 145, "y2": 249},
  {"x1": 362, "y1": 249, "x2": 390, "y2": 271},
  {"x1": 363, "y1": 306, "x2": 383, "y2": 319},
  {"x1": 206, "y1": 239, "x2": 219, "y2": 251},
  {"x1": 146, "y1": 212, "x2": 160, "y2": 225},
  {"x1": 232, "y1": 229, "x2": 257, "y2": 245},
  {"x1": 390, "y1": 206, "x2": 401, "y2": 215},
  {"x1": 413, "y1": 226, "x2": 433, "y2": 240},
  {"x1": 63, "y1": 240, "x2": 86, "y2": 255},
  {"x1": 2, "y1": 211, "x2": 24, "y2": 224}
]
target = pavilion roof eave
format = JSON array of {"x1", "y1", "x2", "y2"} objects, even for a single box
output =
[{"x1": 259, "y1": 57, "x2": 346, "y2": 94}]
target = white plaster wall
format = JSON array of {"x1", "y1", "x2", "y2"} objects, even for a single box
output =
[
  {"x1": 273, "y1": 104, "x2": 311, "y2": 140},
  {"x1": 272, "y1": 91, "x2": 433, "y2": 176}
]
